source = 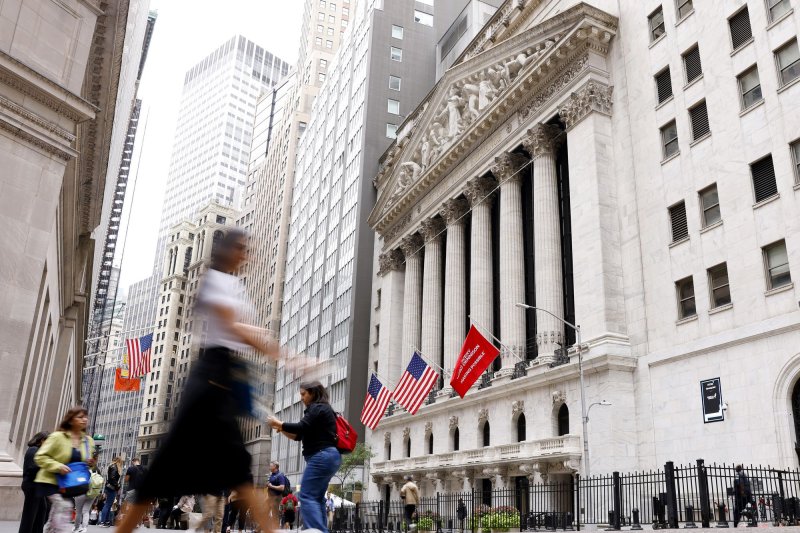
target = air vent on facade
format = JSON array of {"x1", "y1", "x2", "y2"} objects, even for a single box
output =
[
  {"x1": 669, "y1": 201, "x2": 688, "y2": 242},
  {"x1": 751, "y1": 155, "x2": 778, "y2": 203},
  {"x1": 656, "y1": 68, "x2": 673, "y2": 104},
  {"x1": 729, "y1": 8, "x2": 752, "y2": 51},
  {"x1": 689, "y1": 101, "x2": 710, "y2": 140},
  {"x1": 683, "y1": 46, "x2": 702, "y2": 83}
]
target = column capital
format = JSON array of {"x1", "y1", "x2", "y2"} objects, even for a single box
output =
[
  {"x1": 419, "y1": 216, "x2": 445, "y2": 241},
  {"x1": 522, "y1": 123, "x2": 563, "y2": 158},
  {"x1": 440, "y1": 197, "x2": 469, "y2": 225},
  {"x1": 491, "y1": 152, "x2": 528, "y2": 183},
  {"x1": 558, "y1": 80, "x2": 613, "y2": 131},
  {"x1": 400, "y1": 233, "x2": 424, "y2": 258},
  {"x1": 464, "y1": 176, "x2": 497, "y2": 206},
  {"x1": 378, "y1": 249, "x2": 404, "y2": 276}
]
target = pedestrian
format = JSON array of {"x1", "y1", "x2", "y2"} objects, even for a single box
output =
[
  {"x1": 266, "y1": 462, "x2": 288, "y2": 522},
  {"x1": 100, "y1": 456, "x2": 123, "y2": 526},
  {"x1": 733, "y1": 464, "x2": 754, "y2": 527},
  {"x1": 400, "y1": 476, "x2": 420, "y2": 531},
  {"x1": 199, "y1": 492, "x2": 226, "y2": 533},
  {"x1": 156, "y1": 497, "x2": 172, "y2": 529},
  {"x1": 18, "y1": 431, "x2": 50, "y2": 533},
  {"x1": 74, "y1": 464, "x2": 103, "y2": 533},
  {"x1": 170, "y1": 495, "x2": 195, "y2": 529},
  {"x1": 33, "y1": 407, "x2": 95, "y2": 533},
  {"x1": 325, "y1": 493, "x2": 335, "y2": 529},
  {"x1": 457, "y1": 498, "x2": 467, "y2": 533},
  {"x1": 267, "y1": 380, "x2": 342, "y2": 533},
  {"x1": 225, "y1": 490, "x2": 247, "y2": 533},
  {"x1": 115, "y1": 229, "x2": 282, "y2": 533},
  {"x1": 280, "y1": 488, "x2": 299, "y2": 530},
  {"x1": 89, "y1": 505, "x2": 100, "y2": 526}
]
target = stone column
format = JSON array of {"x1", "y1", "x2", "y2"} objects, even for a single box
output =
[
  {"x1": 492, "y1": 152, "x2": 529, "y2": 371},
  {"x1": 523, "y1": 124, "x2": 565, "y2": 363},
  {"x1": 420, "y1": 217, "x2": 445, "y2": 373},
  {"x1": 378, "y1": 249, "x2": 406, "y2": 385},
  {"x1": 400, "y1": 234, "x2": 424, "y2": 368},
  {"x1": 464, "y1": 176, "x2": 497, "y2": 342},
  {"x1": 440, "y1": 198, "x2": 469, "y2": 377}
]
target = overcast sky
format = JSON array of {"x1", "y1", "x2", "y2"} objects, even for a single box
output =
[{"x1": 117, "y1": 0, "x2": 304, "y2": 293}]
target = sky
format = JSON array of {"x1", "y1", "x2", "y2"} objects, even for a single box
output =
[{"x1": 117, "y1": 0, "x2": 304, "y2": 292}]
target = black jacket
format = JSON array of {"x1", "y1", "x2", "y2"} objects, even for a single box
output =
[
  {"x1": 281, "y1": 402, "x2": 337, "y2": 458},
  {"x1": 106, "y1": 464, "x2": 121, "y2": 491},
  {"x1": 21, "y1": 446, "x2": 40, "y2": 491}
]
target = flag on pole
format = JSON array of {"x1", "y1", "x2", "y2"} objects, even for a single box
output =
[
  {"x1": 393, "y1": 352, "x2": 439, "y2": 415},
  {"x1": 126, "y1": 333, "x2": 153, "y2": 377},
  {"x1": 113, "y1": 368, "x2": 141, "y2": 392},
  {"x1": 360, "y1": 374, "x2": 392, "y2": 430},
  {"x1": 449, "y1": 325, "x2": 500, "y2": 398}
]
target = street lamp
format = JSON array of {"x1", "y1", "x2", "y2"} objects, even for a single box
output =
[{"x1": 515, "y1": 302, "x2": 593, "y2": 476}]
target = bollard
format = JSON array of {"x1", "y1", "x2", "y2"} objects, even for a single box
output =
[
  {"x1": 631, "y1": 508, "x2": 642, "y2": 531},
  {"x1": 684, "y1": 505, "x2": 697, "y2": 528},
  {"x1": 716, "y1": 503, "x2": 729, "y2": 528},
  {"x1": 605, "y1": 510, "x2": 618, "y2": 531}
]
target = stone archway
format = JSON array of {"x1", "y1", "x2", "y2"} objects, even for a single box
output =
[{"x1": 772, "y1": 353, "x2": 800, "y2": 466}]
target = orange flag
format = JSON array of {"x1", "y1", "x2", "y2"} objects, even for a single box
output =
[
  {"x1": 449, "y1": 325, "x2": 500, "y2": 398},
  {"x1": 114, "y1": 368, "x2": 140, "y2": 392}
]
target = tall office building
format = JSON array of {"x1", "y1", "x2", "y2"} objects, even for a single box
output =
[{"x1": 274, "y1": 0, "x2": 436, "y2": 481}]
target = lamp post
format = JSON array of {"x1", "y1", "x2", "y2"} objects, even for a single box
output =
[{"x1": 516, "y1": 303, "x2": 593, "y2": 476}]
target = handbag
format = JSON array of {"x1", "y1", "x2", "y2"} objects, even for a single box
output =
[{"x1": 56, "y1": 438, "x2": 91, "y2": 497}]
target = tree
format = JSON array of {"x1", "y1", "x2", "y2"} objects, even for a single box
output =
[{"x1": 335, "y1": 443, "x2": 374, "y2": 498}]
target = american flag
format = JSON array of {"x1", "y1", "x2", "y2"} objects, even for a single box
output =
[
  {"x1": 126, "y1": 333, "x2": 153, "y2": 378},
  {"x1": 360, "y1": 374, "x2": 392, "y2": 430},
  {"x1": 393, "y1": 352, "x2": 439, "y2": 415}
]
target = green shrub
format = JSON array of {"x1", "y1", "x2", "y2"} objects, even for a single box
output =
[{"x1": 479, "y1": 509, "x2": 520, "y2": 532}]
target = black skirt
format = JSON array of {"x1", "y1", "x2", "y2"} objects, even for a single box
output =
[{"x1": 137, "y1": 347, "x2": 252, "y2": 501}]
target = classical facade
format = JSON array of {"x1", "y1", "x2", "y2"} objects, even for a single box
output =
[
  {"x1": 0, "y1": 0, "x2": 148, "y2": 518},
  {"x1": 366, "y1": 0, "x2": 800, "y2": 502}
]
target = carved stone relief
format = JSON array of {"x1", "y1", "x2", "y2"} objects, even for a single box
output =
[
  {"x1": 552, "y1": 390, "x2": 566, "y2": 405},
  {"x1": 491, "y1": 152, "x2": 528, "y2": 183},
  {"x1": 400, "y1": 234, "x2": 424, "y2": 259},
  {"x1": 449, "y1": 415, "x2": 459, "y2": 430},
  {"x1": 440, "y1": 197, "x2": 469, "y2": 226},
  {"x1": 402, "y1": 427, "x2": 411, "y2": 439},
  {"x1": 478, "y1": 408, "x2": 489, "y2": 423},
  {"x1": 425, "y1": 421, "x2": 433, "y2": 434},
  {"x1": 378, "y1": 249, "x2": 404, "y2": 276},
  {"x1": 464, "y1": 176, "x2": 498, "y2": 207},
  {"x1": 558, "y1": 80, "x2": 614, "y2": 130},
  {"x1": 512, "y1": 400, "x2": 525, "y2": 417},
  {"x1": 419, "y1": 217, "x2": 445, "y2": 241},
  {"x1": 522, "y1": 123, "x2": 563, "y2": 159}
]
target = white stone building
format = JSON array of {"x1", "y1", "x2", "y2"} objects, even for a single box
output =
[{"x1": 366, "y1": 0, "x2": 800, "y2": 503}]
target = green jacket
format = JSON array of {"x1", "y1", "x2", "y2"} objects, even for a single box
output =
[{"x1": 34, "y1": 431, "x2": 94, "y2": 485}]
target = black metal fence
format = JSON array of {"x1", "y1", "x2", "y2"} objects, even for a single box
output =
[{"x1": 330, "y1": 459, "x2": 800, "y2": 533}]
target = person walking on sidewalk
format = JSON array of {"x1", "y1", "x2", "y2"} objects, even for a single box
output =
[
  {"x1": 280, "y1": 489, "x2": 299, "y2": 530},
  {"x1": 115, "y1": 229, "x2": 283, "y2": 533},
  {"x1": 100, "y1": 457, "x2": 123, "y2": 526},
  {"x1": 34, "y1": 407, "x2": 95, "y2": 533},
  {"x1": 268, "y1": 381, "x2": 341, "y2": 533},
  {"x1": 733, "y1": 464, "x2": 754, "y2": 527},
  {"x1": 18, "y1": 431, "x2": 49, "y2": 533},
  {"x1": 266, "y1": 462, "x2": 288, "y2": 522},
  {"x1": 400, "y1": 476, "x2": 420, "y2": 531}
]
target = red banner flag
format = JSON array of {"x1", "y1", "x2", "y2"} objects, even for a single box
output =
[
  {"x1": 114, "y1": 368, "x2": 141, "y2": 392},
  {"x1": 449, "y1": 325, "x2": 500, "y2": 398}
]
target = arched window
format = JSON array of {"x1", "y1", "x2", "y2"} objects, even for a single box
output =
[
  {"x1": 385, "y1": 441, "x2": 391, "y2": 460},
  {"x1": 558, "y1": 404, "x2": 570, "y2": 436},
  {"x1": 517, "y1": 413, "x2": 526, "y2": 442},
  {"x1": 452, "y1": 427, "x2": 460, "y2": 451},
  {"x1": 482, "y1": 421, "x2": 490, "y2": 447},
  {"x1": 427, "y1": 433, "x2": 434, "y2": 455},
  {"x1": 405, "y1": 437, "x2": 411, "y2": 458}
]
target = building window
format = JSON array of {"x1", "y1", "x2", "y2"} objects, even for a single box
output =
[
  {"x1": 655, "y1": 67, "x2": 673, "y2": 104},
  {"x1": 317, "y1": 24, "x2": 324, "y2": 33},
  {"x1": 669, "y1": 201, "x2": 688, "y2": 242},
  {"x1": 329, "y1": 2, "x2": 336, "y2": 10},
  {"x1": 327, "y1": 27, "x2": 334, "y2": 36},
  {"x1": 389, "y1": 75, "x2": 401, "y2": 90},
  {"x1": 318, "y1": 72, "x2": 326, "y2": 82},
  {"x1": 707, "y1": 263, "x2": 731, "y2": 308},
  {"x1": 427, "y1": 433, "x2": 433, "y2": 454},
  {"x1": 386, "y1": 123, "x2": 398, "y2": 139},
  {"x1": 683, "y1": 45, "x2": 702, "y2": 83},
  {"x1": 516, "y1": 414, "x2": 526, "y2": 442},
  {"x1": 326, "y1": 40, "x2": 333, "y2": 49},
  {"x1": 557, "y1": 404, "x2": 569, "y2": 436},
  {"x1": 452, "y1": 427, "x2": 459, "y2": 451},
  {"x1": 414, "y1": 9, "x2": 433, "y2": 26},
  {"x1": 374, "y1": 324, "x2": 380, "y2": 344},
  {"x1": 775, "y1": 39, "x2": 800, "y2": 87},
  {"x1": 392, "y1": 25, "x2": 404, "y2": 39},
  {"x1": 319, "y1": 58, "x2": 327, "y2": 69},
  {"x1": 763, "y1": 240, "x2": 792, "y2": 290},
  {"x1": 318, "y1": 11, "x2": 325, "y2": 21},
  {"x1": 676, "y1": 276, "x2": 697, "y2": 319},
  {"x1": 320, "y1": 0, "x2": 325, "y2": 7},
  {"x1": 676, "y1": 0, "x2": 693, "y2": 19},
  {"x1": 661, "y1": 120, "x2": 679, "y2": 159},
  {"x1": 343, "y1": 6, "x2": 349, "y2": 15},
  {"x1": 738, "y1": 66, "x2": 763, "y2": 109},
  {"x1": 387, "y1": 98, "x2": 400, "y2": 114},
  {"x1": 791, "y1": 139, "x2": 800, "y2": 185},
  {"x1": 766, "y1": 0, "x2": 792, "y2": 22},
  {"x1": 729, "y1": 7, "x2": 752, "y2": 51},
  {"x1": 329, "y1": 14, "x2": 335, "y2": 23},
  {"x1": 404, "y1": 436, "x2": 411, "y2": 458},
  {"x1": 390, "y1": 46, "x2": 402, "y2": 61},
  {"x1": 750, "y1": 154, "x2": 778, "y2": 203},
  {"x1": 482, "y1": 421, "x2": 490, "y2": 447},
  {"x1": 699, "y1": 184, "x2": 721, "y2": 228},
  {"x1": 648, "y1": 6, "x2": 665, "y2": 42},
  {"x1": 689, "y1": 100, "x2": 710, "y2": 141},
  {"x1": 315, "y1": 36, "x2": 323, "y2": 46}
]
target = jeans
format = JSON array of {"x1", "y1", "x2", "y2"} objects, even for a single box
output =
[
  {"x1": 299, "y1": 447, "x2": 341, "y2": 533},
  {"x1": 100, "y1": 487, "x2": 116, "y2": 525}
]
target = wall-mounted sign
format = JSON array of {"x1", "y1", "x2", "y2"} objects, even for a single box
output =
[{"x1": 701, "y1": 377, "x2": 724, "y2": 423}]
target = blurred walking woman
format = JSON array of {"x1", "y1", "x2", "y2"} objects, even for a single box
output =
[
  {"x1": 268, "y1": 381, "x2": 341, "y2": 533},
  {"x1": 18, "y1": 431, "x2": 49, "y2": 533},
  {"x1": 34, "y1": 407, "x2": 95, "y2": 533},
  {"x1": 117, "y1": 229, "x2": 281, "y2": 533}
]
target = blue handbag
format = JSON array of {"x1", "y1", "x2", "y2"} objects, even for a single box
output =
[{"x1": 56, "y1": 438, "x2": 91, "y2": 497}]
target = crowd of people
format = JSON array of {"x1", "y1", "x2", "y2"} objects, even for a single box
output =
[{"x1": 19, "y1": 229, "x2": 344, "y2": 533}]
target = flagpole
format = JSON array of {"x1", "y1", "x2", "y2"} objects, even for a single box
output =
[
  {"x1": 370, "y1": 370, "x2": 398, "y2": 392},
  {"x1": 467, "y1": 315, "x2": 526, "y2": 363},
  {"x1": 409, "y1": 345, "x2": 450, "y2": 378}
]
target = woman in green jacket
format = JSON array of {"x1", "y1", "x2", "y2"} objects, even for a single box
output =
[{"x1": 34, "y1": 406, "x2": 95, "y2": 533}]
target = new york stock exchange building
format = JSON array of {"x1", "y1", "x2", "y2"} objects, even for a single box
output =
[{"x1": 364, "y1": 0, "x2": 800, "y2": 502}]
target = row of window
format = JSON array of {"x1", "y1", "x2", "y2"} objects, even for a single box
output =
[{"x1": 674, "y1": 239, "x2": 792, "y2": 320}]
